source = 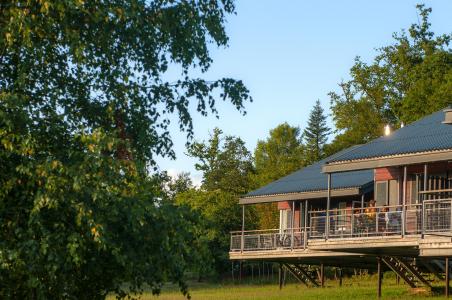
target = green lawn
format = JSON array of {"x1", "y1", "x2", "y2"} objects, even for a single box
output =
[{"x1": 110, "y1": 275, "x2": 451, "y2": 300}]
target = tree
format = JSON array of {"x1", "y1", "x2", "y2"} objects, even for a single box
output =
[
  {"x1": 180, "y1": 129, "x2": 255, "y2": 276},
  {"x1": 165, "y1": 171, "x2": 194, "y2": 200},
  {"x1": 175, "y1": 189, "x2": 255, "y2": 277},
  {"x1": 188, "y1": 128, "x2": 254, "y2": 195},
  {"x1": 0, "y1": 1, "x2": 251, "y2": 298},
  {"x1": 302, "y1": 100, "x2": 331, "y2": 164},
  {"x1": 329, "y1": 4, "x2": 451, "y2": 151},
  {"x1": 252, "y1": 123, "x2": 304, "y2": 229}
]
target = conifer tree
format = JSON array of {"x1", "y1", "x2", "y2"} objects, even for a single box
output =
[{"x1": 303, "y1": 100, "x2": 331, "y2": 164}]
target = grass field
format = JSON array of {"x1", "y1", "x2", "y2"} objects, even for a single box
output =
[{"x1": 109, "y1": 274, "x2": 451, "y2": 300}]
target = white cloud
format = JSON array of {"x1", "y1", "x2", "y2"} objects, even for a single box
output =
[
  {"x1": 191, "y1": 173, "x2": 202, "y2": 188},
  {"x1": 166, "y1": 168, "x2": 202, "y2": 189}
]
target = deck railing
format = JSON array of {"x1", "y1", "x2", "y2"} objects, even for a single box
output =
[
  {"x1": 230, "y1": 228, "x2": 306, "y2": 252},
  {"x1": 423, "y1": 199, "x2": 452, "y2": 233},
  {"x1": 231, "y1": 198, "x2": 452, "y2": 252},
  {"x1": 309, "y1": 204, "x2": 422, "y2": 239}
]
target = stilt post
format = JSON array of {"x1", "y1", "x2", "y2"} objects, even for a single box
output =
[
  {"x1": 279, "y1": 263, "x2": 283, "y2": 290},
  {"x1": 377, "y1": 257, "x2": 382, "y2": 298},
  {"x1": 446, "y1": 257, "x2": 450, "y2": 298},
  {"x1": 231, "y1": 262, "x2": 235, "y2": 283},
  {"x1": 320, "y1": 263, "x2": 325, "y2": 287},
  {"x1": 239, "y1": 261, "x2": 242, "y2": 283}
]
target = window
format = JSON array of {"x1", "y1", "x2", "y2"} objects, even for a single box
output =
[
  {"x1": 389, "y1": 179, "x2": 399, "y2": 206},
  {"x1": 279, "y1": 209, "x2": 292, "y2": 231},
  {"x1": 375, "y1": 181, "x2": 388, "y2": 206}
]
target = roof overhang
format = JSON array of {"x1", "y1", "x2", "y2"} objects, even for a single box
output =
[
  {"x1": 239, "y1": 187, "x2": 361, "y2": 205},
  {"x1": 323, "y1": 149, "x2": 452, "y2": 173}
]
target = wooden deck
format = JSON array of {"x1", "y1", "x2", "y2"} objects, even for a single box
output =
[
  {"x1": 308, "y1": 235, "x2": 420, "y2": 256},
  {"x1": 230, "y1": 235, "x2": 452, "y2": 261}
]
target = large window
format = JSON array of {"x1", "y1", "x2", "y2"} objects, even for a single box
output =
[
  {"x1": 279, "y1": 209, "x2": 292, "y2": 231},
  {"x1": 389, "y1": 179, "x2": 399, "y2": 206},
  {"x1": 375, "y1": 180, "x2": 399, "y2": 206},
  {"x1": 375, "y1": 181, "x2": 388, "y2": 206}
]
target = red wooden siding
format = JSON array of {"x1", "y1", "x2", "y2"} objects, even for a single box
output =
[
  {"x1": 375, "y1": 167, "x2": 400, "y2": 181},
  {"x1": 278, "y1": 201, "x2": 291, "y2": 210}
]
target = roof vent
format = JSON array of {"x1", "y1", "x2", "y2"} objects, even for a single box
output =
[
  {"x1": 384, "y1": 124, "x2": 391, "y2": 136},
  {"x1": 443, "y1": 107, "x2": 452, "y2": 125}
]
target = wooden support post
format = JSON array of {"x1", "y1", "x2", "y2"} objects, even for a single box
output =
[
  {"x1": 320, "y1": 263, "x2": 325, "y2": 287},
  {"x1": 351, "y1": 202, "x2": 355, "y2": 237},
  {"x1": 402, "y1": 166, "x2": 407, "y2": 237},
  {"x1": 258, "y1": 261, "x2": 261, "y2": 281},
  {"x1": 339, "y1": 268, "x2": 343, "y2": 287},
  {"x1": 377, "y1": 257, "x2": 382, "y2": 298},
  {"x1": 267, "y1": 262, "x2": 270, "y2": 280},
  {"x1": 361, "y1": 194, "x2": 365, "y2": 212},
  {"x1": 300, "y1": 201, "x2": 303, "y2": 228},
  {"x1": 231, "y1": 261, "x2": 235, "y2": 283},
  {"x1": 326, "y1": 173, "x2": 331, "y2": 239},
  {"x1": 279, "y1": 264, "x2": 283, "y2": 290},
  {"x1": 239, "y1": 261, "x2": 242, "y2": 283},
  {"x1": 291, "y1": 201, "x2": 295, "y2": 249},
  {"x1": 241, "y1": 205, "x2": 245, "y2": 252},
  {"x1": 283, "y1": 267, "x2": 287, "y2": 286},
  {"x1": 446, "y1": 257, "x2": 450, "y2": 298},
  {"x1": 424, "y1": 164, "x2": 428, "y2": 198},
  {"x1": 304, "y1": 200, "x2": 308, "y2": 249},
  {"x1": 422, "y1": 164, "x2": 428, "y2": 238}
]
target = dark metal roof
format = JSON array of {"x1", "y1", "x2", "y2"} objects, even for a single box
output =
[
  {"x1": 326, "y1": 109, "x2": 452, "y2": 164},
  {"x1": 245, "y1": 146, "x2": 373, "y2": 198}
]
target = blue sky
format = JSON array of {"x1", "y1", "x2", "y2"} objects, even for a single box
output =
[{"x1": 156, "y1": 0, "x2": 452, "y2": 185}]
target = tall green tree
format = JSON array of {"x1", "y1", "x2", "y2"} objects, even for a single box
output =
[
  {"x1": 252, "y1": 123, "x2": 304, "y2": 229},
  {"x1": 165, "y1": 171, "x2": 194, "y2": 200},
  {"x1": 180, "y1": 129, "x2": 255, "y2": 276},
  {"x1": 175, "y1": 189, "x2": 255, "y2": 278},
  {"x1": 302, "y1": 100, "x2": 331, "y2": 164},
  {"x1": 0, "y1": 1, "x2": 251, "y2": 298},
  {"x1": 188, "y1": 128, "x2": 254, "y2": 195},
  {"x1": 329, "y1": 4, "x2": 451, "y2": 152}
]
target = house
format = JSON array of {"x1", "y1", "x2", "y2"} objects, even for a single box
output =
[
  {"x1": 230, "y1": 107, "x2": 452, "y2": 294},
  {"x1": 231, "y1": 146, "x2": 374, "y2": 252}
]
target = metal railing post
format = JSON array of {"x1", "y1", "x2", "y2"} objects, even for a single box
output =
[
  {"x1": 258, "y1": 234, "x2": 261, "y2": 250},
  {"x1": 326, "y1": 173, "x2": 331, "y2": 239},
  {"x1": 376, "y1": 210, "x2": 379, "y2": 234},
  {"x1": 402, "y1": 210, "x2": 406, "y2": 236},
  {"x1": 402, "y1": 166, "x2": 407, "y2": 237},
  {"x1": 450, "y1": 198, "x2": 452, "y2": 234},
  {"x1": 291, "y1": 201, "x2": 295, "y2": 250},
  {"x1": 422, "y1": 163, "x2": 428, "y2": 236},
  {"x1": 304, "y1": 200, "x2": 308, "y2": 249},
  {"x1": 241, "y1": 205, "x2": 245, "y2": 253},
  {"x1": 422, "y1": 201, "x2": 426, "y2": 238}
]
